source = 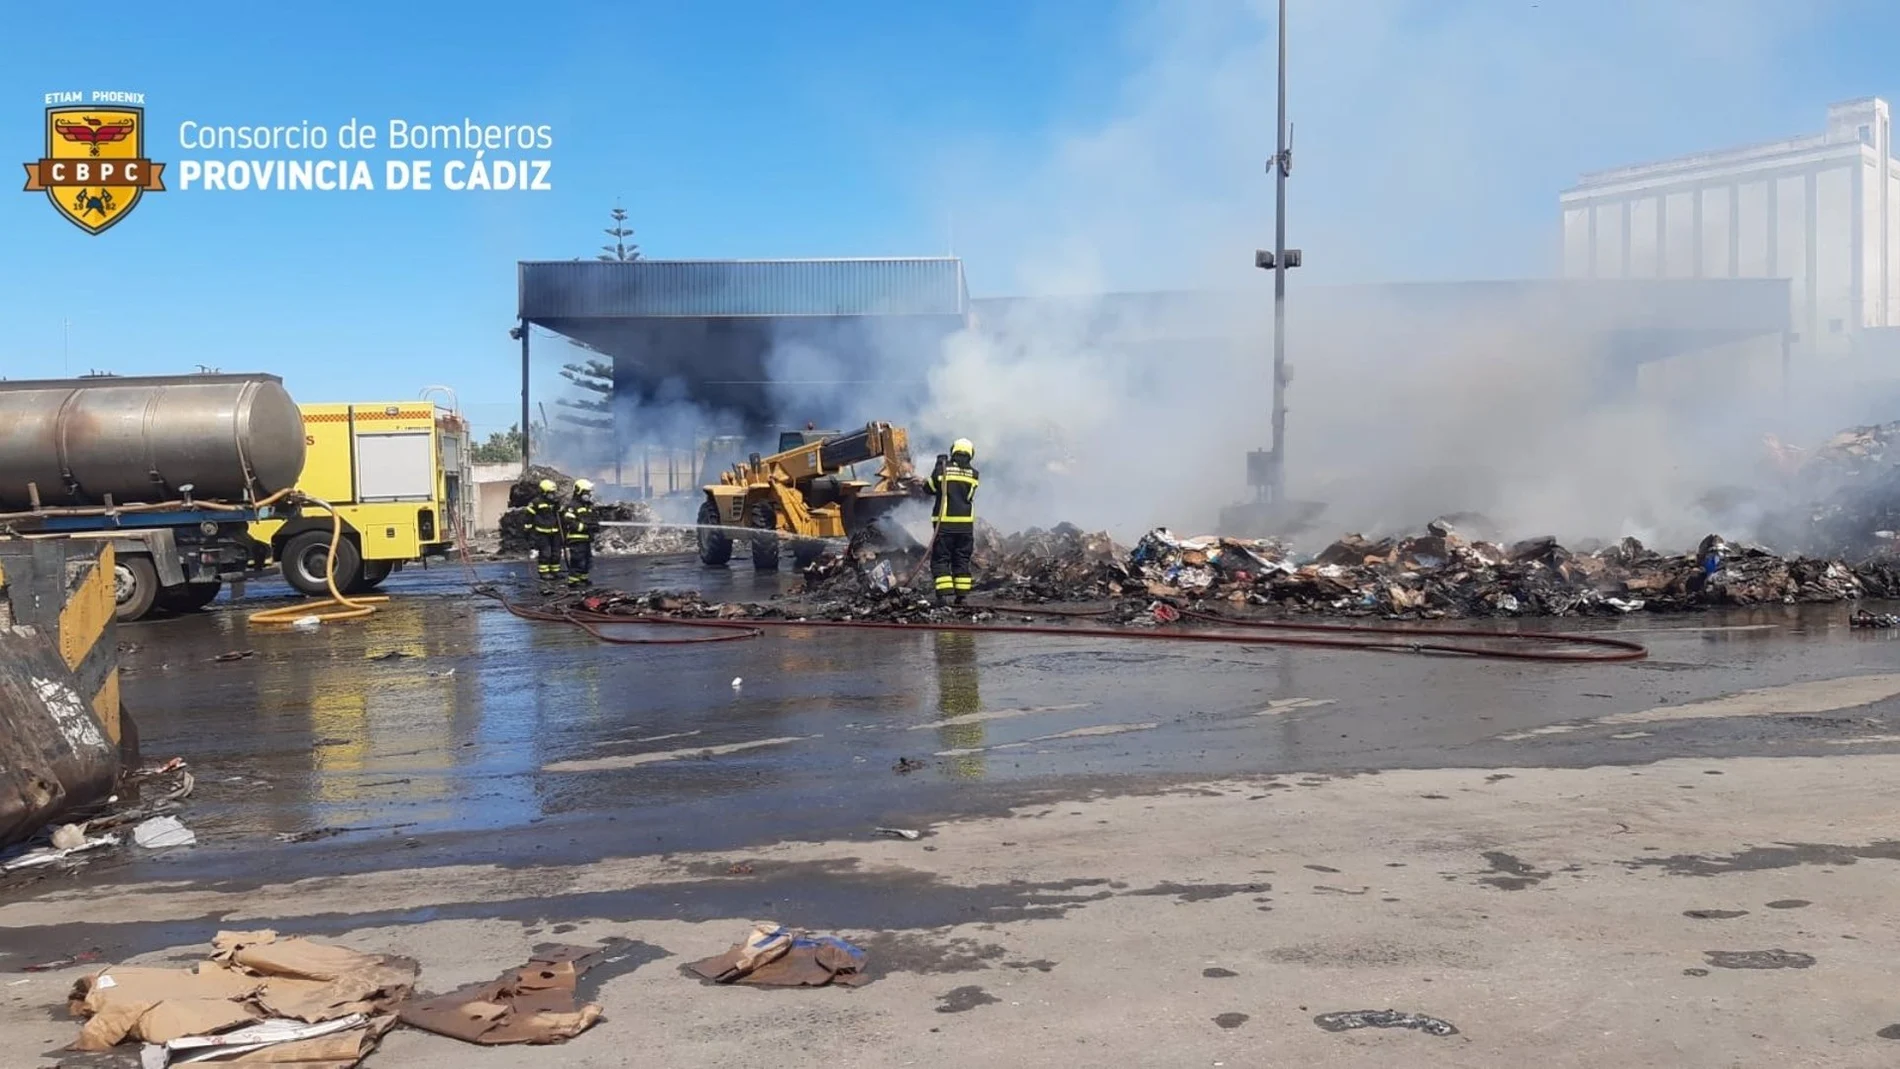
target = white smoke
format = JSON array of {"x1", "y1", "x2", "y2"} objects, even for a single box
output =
[
  {"x1": 546, "y1": 0, "x2": 1882, "y2": 555},
  {"x1": 881, "y1": 0, "x2": 1872, "y2": 550}
]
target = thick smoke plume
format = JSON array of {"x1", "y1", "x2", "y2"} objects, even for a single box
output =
[
  {"x1": 547, "y1": 0, "x2": 1891, "y2": 556},
  {"x1": 887, "y1": 0, "x2": 1877, "y2": 550}
]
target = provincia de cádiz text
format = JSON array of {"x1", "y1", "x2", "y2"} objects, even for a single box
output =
[{"x1": 171, "y1": 117, "x2": 555, "y2": 191}]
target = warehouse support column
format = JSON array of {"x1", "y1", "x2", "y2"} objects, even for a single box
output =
[
  {"x1": 518, "y1": 318, "x2": 532, "y2": 473},
  {"x1": 1781, "y1": 327, "x2": 1793, "y2": 421}
]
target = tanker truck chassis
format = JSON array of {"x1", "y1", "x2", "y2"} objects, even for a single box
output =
[{"x1": 20, "y1": 507, "x2": 268, "y2": 620}]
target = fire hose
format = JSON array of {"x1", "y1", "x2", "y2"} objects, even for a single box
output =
[
  {"x1": 249, "y1": 496, "x2": 387, "y2": 626},
  {"x1": 474, "y1": 586, "x2": 1648, "y2": 663}
]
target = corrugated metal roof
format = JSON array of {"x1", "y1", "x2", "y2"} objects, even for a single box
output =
[{"x1": 519, "y1": 258, "x2": 969, "y2": 320}]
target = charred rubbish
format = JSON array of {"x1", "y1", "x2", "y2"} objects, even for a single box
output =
[
  {"x1": 632, "y1": 517, "x2": 1895, "y2": 623},
  {"x1": 1762, "y1": 418, "x2": 1900, "y2": 560}
]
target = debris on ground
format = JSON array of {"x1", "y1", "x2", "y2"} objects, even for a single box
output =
[
  {"x1": 2, "y1": 833, "x2": 120, "y2": 872},
  {"x1": 132, "y1": 815, "x2": 196, "y2": 850},
  {"x1": 21, "y1": 950, "x2": 101, "y2": 973},
  {"x1": 1, "y1": 759, "x2": 194, "y2": 876},
  {"x1": 1313, "y1": 1009, "x2": 1460, "y2": 1036},
  {"x1": 613, "y1": 515, "x2": 1894, "y2": 623},
  {"x1": 595, "y1": 500, "x2": 698, "y2": 556},
  {"x1": 1851, "y1": 609, "x2": 1900, "y2": 628},
  {"x1": 397, "y1": 945, "x2": 605, "y2": 1045},
  {"x1": 975, "y1": 523, "x2": 1131, "y2": 603},
  {"x1": 212, "y1": 650, "x2": 256, "y2": 663},
  {"x1": 140, "y1": 1013, "x2": 389, "y2": 1069},
  {"x1": 66, "y1": 929, "x2": 415, "y2": 1057},
  {"x1": 892, "y1": 757, "x2": 927, "y2": 775},
  {"x1": 685, "y1": 924, "x2": 870, "y2": 988},
  {"x1": 1756, "y1": 417, "x2": 1900, "y2": 560},
  {"x1": 875, "y1": 827, "x2": 922, "y2": 841}
]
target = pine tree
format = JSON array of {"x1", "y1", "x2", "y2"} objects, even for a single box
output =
[
  {"x1": 557, "y1": 355, "x2": 615, "y2": 431},
  {"x1": 557, "y1": 203, "x2": 639, "y2": 430},
  {"x1": 598, "y1": 203, "x2": 639, "y2": 262}
]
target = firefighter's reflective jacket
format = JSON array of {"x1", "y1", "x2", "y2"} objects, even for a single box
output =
[
  {"x1": 526, "y1": 495, "x2": 562, "y2": 534},
  {"x1": 562, "y1": 501, "x2": 598, "y2": 542},
  {"x1": 925, "y1": 460, "x2": 979, "y2": 528}
]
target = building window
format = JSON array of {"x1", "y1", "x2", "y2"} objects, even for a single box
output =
[
  {"x1": 1859, "y1": 124, "x2": 1872, "y2": 144},
  {"x1": 1830, "y1": 318, "x2": 1845, "y2": 334}
]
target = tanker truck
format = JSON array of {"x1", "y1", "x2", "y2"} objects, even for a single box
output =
[{"x1": 0, "y1": 373, "x2": 307, "y2": 621}]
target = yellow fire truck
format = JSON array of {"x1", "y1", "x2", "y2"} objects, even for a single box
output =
[{"x1": 249, "y1": 401, "x2": 471, "y2": 595}]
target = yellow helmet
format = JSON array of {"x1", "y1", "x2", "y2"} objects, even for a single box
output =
[
  {"x1": 573, "y1": 478, "x2": 594, "y2": 493},
  {"x1": 951, "y1": 438, "x2": 975, "y2": 459},
  {"x1": 538, "y1": 479, "x2": 557, "y2": 493}
]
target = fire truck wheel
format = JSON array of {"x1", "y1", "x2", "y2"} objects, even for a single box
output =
[{"x1": 283, "y1": 530, "x2": 362, "y2": 598}]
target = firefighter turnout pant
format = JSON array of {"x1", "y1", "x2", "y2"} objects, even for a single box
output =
[
  {"x1": 565, "y1": 539, "x2": 593, "y2": 588},
  {"x1": 931, "y1": 526, "x2": 975, "y2": 598},
  {"x1": 534, "y1": 532, "x2": 565, "y2": 586}
]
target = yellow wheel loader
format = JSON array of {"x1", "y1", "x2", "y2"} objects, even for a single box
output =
[{"x1": 697, "y1": 421, "x2": 929, "y2": 571}]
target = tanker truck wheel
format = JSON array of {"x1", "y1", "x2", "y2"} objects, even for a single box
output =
[
  {"x1": 697, "y1": 499, "x2": 732, "y2": 567},
  {"x1": 113, "y1": 555, "x2": 160, "y2": 622},
  {"x1": 282, "y1": 530, "x2": 363, "y2": 598},
  {"x1": 749, "y1": 503, "x2": 781, "y2": 572},
  {"x1": 157, "y1": 582, "x2": 221, "y2": 613}
]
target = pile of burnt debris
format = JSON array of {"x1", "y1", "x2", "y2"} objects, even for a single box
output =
[
  {"x1": 1760, "y1": 419, "x2": 1900, "y2": 561},
  {"x1": 495, "y1": 465, "x2": 694, "y2": 556},
  {"x1": 968, "y1": 522, "x2": 1879, "y2": 618},
  {"x1": 623, "y1": 516, "x2": 1896, "y2": 622},
  {"x1": 559, "y1": 513, "x2": 1898, "y2": 623}
]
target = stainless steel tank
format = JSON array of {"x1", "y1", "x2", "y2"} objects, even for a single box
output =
[{"x1": 0, "y1": 374, "x2": 306, "y2": 510}]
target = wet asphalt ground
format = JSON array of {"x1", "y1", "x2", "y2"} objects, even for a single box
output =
[
  {"x1": 12, "y1": 553, "x2": 1900, "y2": 1066},
  {"x1": 92, "y1": 552, "x2": 1900, "y2": 885}
]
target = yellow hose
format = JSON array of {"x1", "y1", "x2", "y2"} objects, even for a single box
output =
[{"x1": 247, "y1": 496, "x2": 388, "y2": 626}]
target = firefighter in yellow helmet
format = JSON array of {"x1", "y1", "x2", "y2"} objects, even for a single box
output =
[
  {"x1": 526, "y1": 477, "x2": 565, "y2": 593},
  {"x1": 924, "y1": 438, "x2": 979, "y2": 605},
  {"x1": 562, "y1": 479, "x2": 599, "y2": 589}
]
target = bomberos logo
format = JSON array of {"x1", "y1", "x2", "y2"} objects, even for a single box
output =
[{"x1": 22, "y1": 91, "x2": 167, "y2": 235}]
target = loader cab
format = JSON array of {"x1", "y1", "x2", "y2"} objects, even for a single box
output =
[{"x1": 776, "y1": 428, "x2": 841, "y2": 453}]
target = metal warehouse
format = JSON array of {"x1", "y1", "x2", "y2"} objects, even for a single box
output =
[{"x1": 515, "y1": 258, "x2": 1792, "y2": 475}]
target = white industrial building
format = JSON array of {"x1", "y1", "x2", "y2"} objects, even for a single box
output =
[{"x1": 1561, "y1": 98, "x2": 1900, "y2": 355}]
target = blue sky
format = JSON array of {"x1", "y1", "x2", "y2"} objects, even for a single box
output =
[{"x1": 3, "y1": 0, "x2": 1898, "y2": 438}]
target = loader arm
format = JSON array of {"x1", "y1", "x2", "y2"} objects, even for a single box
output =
[{"x1": 769, "y1": 477, "x2": 820, "y2": 537}]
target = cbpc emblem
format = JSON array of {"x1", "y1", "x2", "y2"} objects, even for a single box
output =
[{"x1": 22, "y1": 105, "x2": 167, "y2": 234}]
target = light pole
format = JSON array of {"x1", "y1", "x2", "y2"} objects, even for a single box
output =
[
  {"x1": 1253, "y1": 0, "x2": 1299, "y2": 506},
  {"x1": 510, "y1": 322, "x2": 531, "y2": 473}
]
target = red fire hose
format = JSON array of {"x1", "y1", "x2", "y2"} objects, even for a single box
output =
[{"x1": 477, "y1": 587, "x2": 1647, "y2": 663}]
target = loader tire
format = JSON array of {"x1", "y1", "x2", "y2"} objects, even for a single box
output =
[
  {"x1": 749, "y1": 503, "x2": 781, "y2": 572},
  {"x1": 697, "y1": 499, "x2": 732, "y2": 567}
]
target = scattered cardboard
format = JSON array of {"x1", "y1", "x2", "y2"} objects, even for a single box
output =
[
  {"x1": 397, "y1": 945, "x2": 604, "y2": 1046},
  {"x1": 685, "y1": 924, "x2": 870, "y2": 988},
  {"x1": 68, "y1": 930, "x2": 416, "y2": 1064}
]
